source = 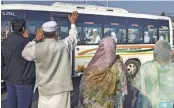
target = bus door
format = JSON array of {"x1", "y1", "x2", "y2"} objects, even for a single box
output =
[{"x1": 50, "y1": 12, "x2": 75, "y2": 77}]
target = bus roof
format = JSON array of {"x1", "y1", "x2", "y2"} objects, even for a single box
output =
[
  {"x1": 1, "y1": 3, "x2": 171, "y2": 21},
  {"x1": 51, "y1": 2, "x2": 129, "y2": 13}
]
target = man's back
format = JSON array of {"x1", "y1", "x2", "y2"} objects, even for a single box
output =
[
  {"x1": 34, "y1": 39, "x2": 73, "y2": 95},
  {"x1": 22, "y1": 12, "x2": 79, "y2": 108},
  {"x1": 1, "y1": 33, "x2": 35, "y2": 84}
]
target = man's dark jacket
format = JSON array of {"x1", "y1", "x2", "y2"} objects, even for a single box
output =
[{"x1": 1, "y1": 32, "x2": 35, "y2": 84}]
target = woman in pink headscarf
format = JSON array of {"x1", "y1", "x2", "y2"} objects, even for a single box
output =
[{"x1": 78, "y1": 37, "x2": 127, "y2": 108}]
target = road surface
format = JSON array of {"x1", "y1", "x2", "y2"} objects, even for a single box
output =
[{"x1": 1, "y1": 76, "x2": 137, "y2": 108}]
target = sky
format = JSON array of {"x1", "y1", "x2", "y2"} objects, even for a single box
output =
[{"x1": 1, "y1": 1, "x2": 174, "y2": 16}]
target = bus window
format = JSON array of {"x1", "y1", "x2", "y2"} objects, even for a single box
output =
[
  {"x1": 159, "y1": 26, "x2": 169, "y2": 42},
  {"x1": 27, "y1": 21, "x2": 43, "y2": 34},
  {"x1": 1, "y1": 21, "x2": 10, "y2": 39},
  {"x1": 104, "y1": 24, "x2": 126, "y2": 44},
  {"x1": 77, "y1": 27, "x2": 82, "y2": 42},
  {"x1": 144, "y1": 25, "x2": 157, "y2": 44},
  {"x1": 104, "y1": 26, "x2": 116, "y2": 39},
  {"x1": 25, "y1": 10, "x2": 51, "y2": 38},
  {"x1": 118, "y1": 29, "x2": 127, "y2": 44},
  {"x1": 58, "y1": 21, "x2": 69, "y2": 39},
  {"x1": 77, "y1": 23, "x2": 102, "y2": 45},
  {"x1": 26, "y1": 21, "x2": 43, "y2": 40},
  {"x1": 128, "y1": 24, "x2": 143, "y2": 44},
  {"x1": 27, "y1": 20, "x2": 69, "y2": 40}
]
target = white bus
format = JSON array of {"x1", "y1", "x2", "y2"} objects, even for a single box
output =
[{"x1": 1, "y1": 2, "x2": 174, "y2": 78}]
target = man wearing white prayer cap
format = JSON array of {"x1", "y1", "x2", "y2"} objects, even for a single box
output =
[
  {"x1": 86, "y1": 28, "x2": 101, "y2": 44},
  {"x1": 22, "y1": 11, "x2": 78, "y2": 108}
]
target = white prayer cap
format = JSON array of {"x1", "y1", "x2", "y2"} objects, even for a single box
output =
[
  {"x1": 93, "y1": 29, "x2": 97, "y2": 32},
  {"x1": 42, "y1": 21, "x2": 58, "y2": 32}
]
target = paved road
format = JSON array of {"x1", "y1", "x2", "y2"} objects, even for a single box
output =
[
  {"x1": 1, "y1": 76, "x2": 137, "y2": 108},
  {"x1": 1, "y1": 77, "x2": 81, "y2": 108}
]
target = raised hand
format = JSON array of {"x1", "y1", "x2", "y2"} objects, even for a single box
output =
[
  {"x1": 35, "y1": 28, "x2": 44, "y2": 41},
  {"x1": 68, "y1": 11, "x2": 78, "y2": 24},
  {"x1": 23, "y1": 30, "x2": 29, "y2": 38}
]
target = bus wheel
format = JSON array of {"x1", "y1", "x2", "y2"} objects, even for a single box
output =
[{"x1": 125, "y1": 60, "x2": 140, "y2": 78}]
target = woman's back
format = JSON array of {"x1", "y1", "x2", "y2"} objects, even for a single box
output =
[
  {"x1": 132, "y1": 40, "x2": 174, "y2": 108},
  {"x1": 157, "y1": 62, "x2": 174, "y2": 102},
  {"x1": 78, "y1": 37, "x2": 127, "y2": 108}
]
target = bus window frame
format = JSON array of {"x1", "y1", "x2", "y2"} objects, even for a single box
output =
[
  {"x1": 77, "y1": 23, "x2": 102, "y2": 45},
  {"x1": 156, "y1": 20, "x2": 170, "y2": 41},
  {"x1": 127, "y1": 24, "x2": 143, "y2": 44},
  {"x1": 1, "y1": 10, "x2": 25, "y2": 33},
  {"x1": 143, "y1": 24, "x2": 158, "y2": 44},
  {"x1": 104, "y1": 24, "x2": 127, "y2": 44},
  {"x1": 158, "y1": 25, "x2": 170, "y2": 42}
]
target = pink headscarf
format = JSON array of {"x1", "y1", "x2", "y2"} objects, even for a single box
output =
[{"x1": 86, "y1": 37, "x2": 116, "y2": 71}]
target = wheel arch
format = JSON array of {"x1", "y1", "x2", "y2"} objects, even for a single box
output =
[{"x1": 124, "y1": 57, "x2": 141, "y2": 66}]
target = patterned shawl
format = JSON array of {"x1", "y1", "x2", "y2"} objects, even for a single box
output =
[{"x1": 78, "y1": 37, "x2": 127, "y2": 108}]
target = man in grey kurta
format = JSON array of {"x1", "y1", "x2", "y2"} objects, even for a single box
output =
[{"x1": 22, "y1": 11, "x2": 78, "y2": 108}]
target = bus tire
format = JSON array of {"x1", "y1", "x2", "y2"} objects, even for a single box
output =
[{"x1": 125, "y1": 60, "x2": 140, "y2": 78}]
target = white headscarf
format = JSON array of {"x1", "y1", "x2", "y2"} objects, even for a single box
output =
[
  {"x1": 111, "y1": 32, "x2": 117, "y2": 43},
  {"x1": 144, "y1": 31, "x2": 148, "y2": 36},
  {"x1": 144, "y1": 31, "x2": 150, "y2": 43}
]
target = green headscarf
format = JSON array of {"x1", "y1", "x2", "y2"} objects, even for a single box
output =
[{"x1": 154, "y1": 40, "x2": 172, "y2": 65}]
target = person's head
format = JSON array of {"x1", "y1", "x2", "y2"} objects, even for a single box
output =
[
  {"x1": 111, "y1": 32, "x2": 117, "y2": 43},
  {"x1": 144, "y1": 31, "x2": 148, "y2": 36},
  {"x1": 92, "y1": 29, "x2": 97, "y2": 36},
  {"x1": 154, "y1": 40, "x2": 172, "y2": 65},
  {"x1": 86, "y1": 37, "x2": 116, "y2": 71},
  {"x1": 42, "y1": 21, "x2": 58, "y2": 38},
  {"x1": 81, "y1": 37, "x2": 125, "y2": 97},
  {"x1": 104, "y1": 30, "x2": 111, "y2": 37},
  {"x1": 111, "y1": 32, "x2": 116, "y2": 38},
  {"x1": 128, "y1": 30, "x2": 133, "y2": 35},
  {"x1": 11, "y1": 18, "x2": 26, "y2": 33},
  {"x1": 88, "y1": 29, "x2": 91, "y2": 34},
  {"x1": 104, "y1": 31, "x2": 117, "y2": 42}
]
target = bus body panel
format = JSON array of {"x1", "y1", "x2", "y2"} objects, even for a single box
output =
[
  {"x1": 1, "y1": 4, "x2": 173, "y2": 77},
  {"x1": 1, "y1": 4, "x2": 171, "y2": 20}
]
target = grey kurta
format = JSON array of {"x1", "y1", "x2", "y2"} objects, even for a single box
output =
[{"x1": 22, "y1": 24, "x2": 78, "y2": 95}]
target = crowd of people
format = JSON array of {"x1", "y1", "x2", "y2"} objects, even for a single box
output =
[{"x1": 1, "y1": 11, "x2": 174, "y2": 108}]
